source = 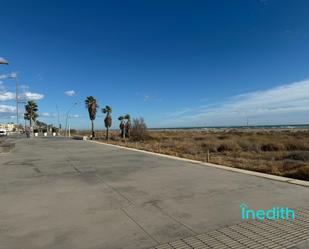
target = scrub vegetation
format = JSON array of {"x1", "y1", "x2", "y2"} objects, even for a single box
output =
[{"x1": 94, "y1": 129, "x2": 309, "y2": 181}]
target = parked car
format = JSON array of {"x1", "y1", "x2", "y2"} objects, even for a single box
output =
[{"x1": 0, "y1": 129, "x2": 7, "y2": 136}]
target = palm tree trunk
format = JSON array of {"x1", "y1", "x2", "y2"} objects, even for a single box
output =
[
  {"x1": 91, "y1": 120, "x2": 94, "y2": 140},
  {"x1": 106, "y1": 127, "x2": 109, "y2": 140},
  {"x1": 122, "y1": 123, "x2": 125, "y2": 139},
  {"x1": 30, "y1": 116, "x2": 33, "y2": 137}
]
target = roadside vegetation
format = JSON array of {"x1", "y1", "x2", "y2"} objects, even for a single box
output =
[{"x1": 92, "y1": 128, "x2": 309, "y2": 181}]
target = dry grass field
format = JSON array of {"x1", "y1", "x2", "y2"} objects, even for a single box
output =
[{"x1": 85, "y1": 129, "x2": 309, "y2": 181}]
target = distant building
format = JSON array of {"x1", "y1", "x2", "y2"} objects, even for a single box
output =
[{"x1": 0, "y1": 123, "x2": 18, "y2": 132}]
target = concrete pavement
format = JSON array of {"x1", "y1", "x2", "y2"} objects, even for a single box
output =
[{"x1": 0, "y1": 138, "x2": 309, "y2": 249}]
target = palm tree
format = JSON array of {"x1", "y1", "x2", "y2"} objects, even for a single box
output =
[
  {"x1": 125, "y1": 114, "x2": 131, "y2": 138},
  {"x1": 85, "y1": 96, "x2": 98, "y2": 140},
  {"x1": 24, "y1": 100, "x2": 39, "y2": 134},
  {"x1": 118, "y1": 115, "x2": 125, "y2": 138},
  {"x1": 102, "y1": 105, "x2": 112, "y2": 140}
]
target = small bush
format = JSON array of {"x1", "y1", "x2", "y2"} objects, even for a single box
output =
[
  {"x1": 285, "y1": 152, "x2": 309, "y2": 161},
  {"x1": 130, "y1": 117, "x2": 149, "y2": 141},
  {"x1": 217, "y1": 141, "x2": 240, "y2": 152},
  {"x1": 201, "y1": 142, "x2": 218, "y2": 152},
  {"x1": 260, "y1": 143, "x2": 284, "y2": 151},
  {"x1": 285, "y1": 142, "x2": 308, "y2": 151}
]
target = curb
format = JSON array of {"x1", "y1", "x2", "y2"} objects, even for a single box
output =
[{"x1": 86, "y1": 140, "x2": 309, "y2": 188}]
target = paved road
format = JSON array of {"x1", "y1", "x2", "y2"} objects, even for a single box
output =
[{"x1": 0, "y1": 138, "x2": 309, "y2": 249}]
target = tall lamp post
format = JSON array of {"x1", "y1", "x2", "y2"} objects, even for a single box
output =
[
  {"x1": 0, "y1": 58, "x2": 23, "y2": 135},
  {"x1": 65, "y1": 102, "x2": 77, "y2": 139},
  {"x1": 0, "y1": 57, "x2": 9, "y2": 65},
  {"x1": 8, "y1": 72, "x2": 21, "y2": 134},
  {"x1": 56, "y1": 105, "x2": 61, "y2": 133}
]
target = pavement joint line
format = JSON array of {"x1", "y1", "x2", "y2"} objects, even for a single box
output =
[
  {"x1": 147, "y1": 199, "x2": 198, "y2": 235},
  {"x1": 86, "y1": 140, "x2": 309, "y2": 188},
  {"x1": 121, "y1": 207, "x2": 160, "y2": 245},
  {"x1": 94, "y1": 173, "x2": 135, "y2": 206},
  {"x1": 61, "y1": 147, "x2": 135, "y2": 206}
]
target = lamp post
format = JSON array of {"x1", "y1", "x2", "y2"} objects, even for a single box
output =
[
  {"x1": 1, "y1": 58, "x2": 23, "y2": 135},
  {"x1": 0, "y1": 57, "x2": 9, "y2": 65},
  {"x1": 8, "y1": 72, "x2": 20, "y2": 134},
  {"x1": 65, "y1": 102, "x2": 77, "y2": 139},
  {"x1": 56, "y1": 105, "x2": 61, "y2": 133}
]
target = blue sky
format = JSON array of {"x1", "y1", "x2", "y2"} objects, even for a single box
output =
[{"x1": 1, "y1": 0, "x2": 309, "y2": 129}]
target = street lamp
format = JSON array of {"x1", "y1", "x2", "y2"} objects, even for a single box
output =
[
  {"x1": 56, "y1": 105, "x2": 61, "y2": 133},
  {"x1": 1, "y1": 58, "x2": 24, "y2": 135},
  {"x1": 0, "y1": 57, "x2": 9, "y2": 65},
  {"x1": 65, "y1": 102, "x2": 77, "y2": 139},
  {"x1": 8, "y1": 72, "x2": 21, "y2": 134}
]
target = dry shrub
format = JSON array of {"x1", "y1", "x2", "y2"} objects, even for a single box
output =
[
  {"x1": 105, "y1": 129, "x2": 309, "y2": 181},
  {"x1": 183, "y1": 145, "x2": 200, "y2": 155},
  {"x1": 285, "y1": 152, "x2": 309, "y2": 161},
  {"x1": 163, "y1": 139, "x2": 178, "y2": 148},
  {"x1": 217, "y1": 141, "x2": 240, "y2": 152},
  {"x1": 194, "y1": 136, "x2": 205, "y2": 141},
  {"x1": 130, "y1": 118, "x2": 149, "y2": 141},
  {"x1": 260, "y1": 143, "x2": 284, "y2": 152},
  {"x1": 237, "y1": 140, "x2": 260, "y2": 152},
  {"x1": 282, "y1": 164, "x2": 309, "y2": 181},
  {"x1": 285, "y1": 142, "x2": 308, "y2": 151},
  {"x1": 201, "y1": 142, "x2": 218, "y2": 152},
  {"x1": 217, "y1": 135, "x2": 230, "y2": 140}
]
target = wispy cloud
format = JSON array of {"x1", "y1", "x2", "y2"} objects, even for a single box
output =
[
  {"x1": 164, "y1": 79, "x2": 309, "y2": 127},
  {"x1": 0, "y1": 91, "x2": 15, "y2": 101},
  {"x1": 143, "y1": 95, "x2": 150, "y2": 101},
  {"x1": 0, "y1": 72, "x2": 17, "y2": 80},
  {"x1": 136, "y1": 92, "x2": 162, "y2": 102},
  {"x1": 20, "y1": 92, "x2": 44, "y2": 101},
  {"x1": 65, "y1": 90, "x2": 76, "y2": 97},
  {"x1": 0, "y1": 74, "x2": 8, "y2": 80},
  {"x1": 0, "y1": 90, "x2": 44, "y2": 101},
  {"x1": 0, "y1": 104, "x2": 16, "y2": 117},
  {"x1": 41, "y1": 112, "x2": 50, "y2": 117}
]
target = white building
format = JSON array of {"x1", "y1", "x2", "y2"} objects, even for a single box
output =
[{"x1": 0, "y1": 123, "x2": 18, "y2": 132}]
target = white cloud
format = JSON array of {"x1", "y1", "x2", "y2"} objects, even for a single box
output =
[
  {"x1": 0, "y1": 104, "x2": 16, "y2": 117},
  {"x1": 0, "y1": 74, "x2": 8, "y2": 80},
  {"x1": 71, "y1": 114, "x2": 80, "y2": 118},
  {"x1": 0, "y1": 72, "x2": 16, "y2": 80},
  {"x1": 0, "y1": 91, "x2": 15, "y2": 101},
  {"x1": 42, "y1": 112, "x2": 50, "y2": 117},
  {"x1": 0, "y1": 89, "x2": 44, "y2": 101},
  {"x1": 65, "y1": 90, "x2": 76, "y2": 97},
  {"x1": 164, "y1": 79, "x2": 309, "y2": 127},
  {"x1": 20, "y1": 92, "x2": 44, "y2": 101},
  {"x1": 143, "y1": 95, "x2": 150, "y2": 101}
]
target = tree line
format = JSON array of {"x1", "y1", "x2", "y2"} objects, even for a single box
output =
[
  {"x1": 23, "y1": 97, "x2": 147, "y2": 140},
  {"x1": 85, "y1": 96, "x2": 132, "y2": 140}
]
